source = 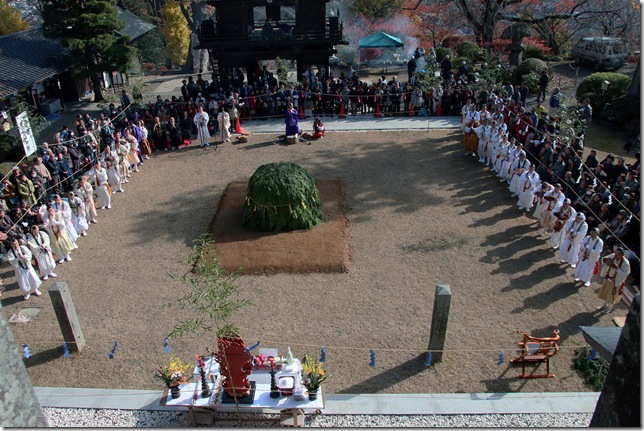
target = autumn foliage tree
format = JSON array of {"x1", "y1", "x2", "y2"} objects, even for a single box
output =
[
  {"x1": 0, "y1": 0, "x2": 29, "y2": 36},
  {"x1": 407, "y1": 1, "x2": 466, "y2": 48},
  {"x1": 500, "y1": 0, "x2": 590, "y2": 56},
  {"x1": 159, "y1": 1, "x2": 191, "y2": 67}
]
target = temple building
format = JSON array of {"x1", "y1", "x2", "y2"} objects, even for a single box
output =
[{"x1": 195, "y1": 0, "x2": 348, "y2": 81}]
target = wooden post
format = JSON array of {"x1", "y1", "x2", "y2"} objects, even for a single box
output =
[
  {"x1": 428, "y1": 284, "x2": 452, "y2": 363},
  {"x1": 48, "y1": 282, "x2": 85, "y2": 352}
]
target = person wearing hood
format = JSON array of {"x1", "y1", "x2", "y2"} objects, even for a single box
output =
[
  {"x1": 573, "y1": 228, "x2": 603, "y2": 286},
  {"x1": 559, "y1": 212, "x2": 588, "y2": 265}
]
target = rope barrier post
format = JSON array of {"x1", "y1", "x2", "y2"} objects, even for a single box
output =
[
  {"x1": 49, "y1": 281, "x2": 85, "y2": 352},
  {"x1": 428, "y1": 284, "x2": 452, "y2": 364}
]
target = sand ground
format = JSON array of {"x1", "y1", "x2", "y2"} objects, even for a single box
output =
[{"x1": 2, "y1": 129, "x2": 622, "y2": 395}]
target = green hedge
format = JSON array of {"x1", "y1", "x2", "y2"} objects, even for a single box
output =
[
  {"x1": 523, "y1": 45, "x2": 546, "y2": 60},
  {"x1": 0, "y1": 134, "x2": 23, "y2": 162},
  {"x1": 451, "y1": 56, "x2": 471, "y2": 71},
  {"x1": 241, "y1": 162, "x2": 325, "y2": 232},
  {"x1": 515, "y1": 58, "x2": 548, "y2": 82},
  {"x1": 456, "y1": 41, "x2": 481, "y2": 60},
  {"x1": 434, "y1": 47, "x2": 452, "y2": 64},
  {"x1": 576, "y1": 72, "x2": 631, "y2": 118}
]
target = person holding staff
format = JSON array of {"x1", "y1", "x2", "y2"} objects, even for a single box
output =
[{"x1": 193, "y1": 105, "x2": 211, "y2": 147}]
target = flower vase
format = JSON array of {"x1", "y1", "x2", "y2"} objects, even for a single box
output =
[
  {"x1": 307, "y1": 388, "x2": 318, "y2": 401},
  {"x1": 169, "y1": 384, "x2": 181, "y2": 399}
]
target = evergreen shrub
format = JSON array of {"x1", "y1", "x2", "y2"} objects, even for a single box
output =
[
  {"x1": 515, "y1": 58, "x2": 548, "y2": 83},
  {"x1": 576, "y1": 72, "x2": 631, "y2": 118}
]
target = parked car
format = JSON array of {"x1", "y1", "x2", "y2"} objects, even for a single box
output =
[{"x1": 570, "y1": 36, "x2": 627, "y2": 71}]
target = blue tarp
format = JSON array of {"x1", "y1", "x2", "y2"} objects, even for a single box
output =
[{"x1": 358, "y1": 32, "x2": 404, "y2": 49}]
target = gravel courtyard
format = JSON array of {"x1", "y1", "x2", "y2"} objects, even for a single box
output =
[{"x1": 3, "y1": 129, "x2": 617, "y2": 395}]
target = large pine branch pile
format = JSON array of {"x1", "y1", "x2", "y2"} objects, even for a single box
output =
[{"x1": 242, "y1": 162, "x2": 325, "y2": 232}]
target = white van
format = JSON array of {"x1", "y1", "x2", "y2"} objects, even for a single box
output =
[{"x1": 570, "y1": 36, "x2": 627, "y2": 71}]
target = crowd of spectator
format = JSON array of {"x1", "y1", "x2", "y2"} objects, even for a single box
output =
[
  {"x1": 0, "y1": 105, "x2": 150, "y2": 298},
  {"x1": 459, "y1": 77, "x2": 640, "y2": 291},
  {"x1": 0, "y1": 50, "x2": 638, "y2": 297}
]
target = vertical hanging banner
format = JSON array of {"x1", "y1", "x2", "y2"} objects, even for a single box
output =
[{"x1": 15, "y1": 112, "x2": 37, "y2": 157}]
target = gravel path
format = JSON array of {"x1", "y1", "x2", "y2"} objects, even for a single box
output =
[{"x1": 42, "y1": 407, "x2": 592, "y2": 427}]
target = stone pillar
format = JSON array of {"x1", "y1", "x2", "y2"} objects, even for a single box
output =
[
  {"x1": 49, "y1": 282, "x2": 85, "y2": 352},
  {"x1": 428, "y1": 284, "x2": 452, "y2": 363},
  {"x1": 0, "y1": 308, "x2": 48, "y2": 426},
  {"x1": 590, "y1": 294, "x2": 640, "y2": 427}
]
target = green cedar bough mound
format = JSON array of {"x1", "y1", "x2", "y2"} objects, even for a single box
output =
[{"x1": 242, "y1": 162, "x2": 326, "y2": 232}]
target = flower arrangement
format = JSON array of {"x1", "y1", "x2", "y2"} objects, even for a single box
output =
[
  {"x1": 300, "y1": 354, "x2": 330, "y2": 390},
  {"x1": 154, "y1": 358, "x2": 192, "y2": 387}
]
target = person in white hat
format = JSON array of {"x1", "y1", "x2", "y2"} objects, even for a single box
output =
[
  {"x1": 549, "y1": 197, "x2": 576, "y2": 249},
  {"x1": 559, "y1": 212, "x2": 588, "y2": 265},
  {"x1": 517, "y1": 164, "x2": 540, "y2": 211},
  {"x1": 195, "y1": 92, "x2": 206, "y2": 106},
  {"x1": 25, "y1": 224, "x2": 57, "y2": 280},
  {"x1": 539, "y1": 183, "x2": 565, "y2": 236},
  {"x1": 596, "y1": 246, "x2": 630, "y2": 315},
  {"x1": 574, "y1": 227, "x2": 603, "y2": 286},
  {"x1": 532, "y1": 182, "x2": 553, "y2": 221},
  {"x1": 508, "y1": 151, "x2": 531, "y2": 196},
  {"x1": 217, "y1": 109, "x2": 231, "y2": 143},
  {"x1": 7, "y1": 238, "x2": 42, "y2": 300}
]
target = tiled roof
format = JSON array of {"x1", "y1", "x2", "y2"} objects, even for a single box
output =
[
  {"x1": 116, "y1": 7, "x2": 156, "y2": 41},
  {"x1": 0, "y1": 26, "x2": 69, "y2": 100}
]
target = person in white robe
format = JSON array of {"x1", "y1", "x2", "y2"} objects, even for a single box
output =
[
  {"x1": 51, "y1": 194, "x2": 78, "y2": 248},
  {"x1": 26, "y1": 225, "x2": 57, "y2": 280},
  {"x1": 104, "y1": 145, "x2": 123, "y2": 193},
  {"x1": 42, "y1": 205, "x2": 73, "y2": 263},
  {"x1": 68, "y1": 191, "x2": 89, "y2": 237},
  {"x1": 493, "y1": 134, "x2": 510, "y2": 173},
  {"x1": 125, "y1": 130, "x2": 140, "y2": 171},
  {"x1": 532, "y1": 182, "x2": 553, "y2": 221},
  {"x1": 539, "y1": 184, "x2": 565, "y2": 235},
  {"x1": 486, "y1": 126, "x2": 501, "y2": 167},
  {"x1": 116, "y1": 138, "x2": 131, "y2": 184},
  {"x1": 7, "y1": 238, "x2": 42, "y2": 300},
  {"x1": 559, "y1": 212, "x2": 588, "y2": 264},
  {"x1": 460, "y1": 99, "x2": 475, "y2": 131},
  {"x1": 517, "y1": 165, "x2": 540, "y2": 211},
  {"x1": 549, "y1": 198, "x2": 576, "y2": 249},
  {"x1": 596, "y1": 247, "x2": 631, "y2": 315},
  {"x1": 217, "y1": 110, "x2": 232, "y2": 143},
  {"x1": 499, "y1": 142, "x2": 518, "y2": 182},
  {"x1": 194, "y1": 105, "x2": 211, "y2": 147},
  {"x1": 574, "y1": 228, "x2": 603, "y2": 286},
  {"x1": 74, "y1": 176, "x2": 97, "y2": 224},
  {"x1": 486, "y1": 122, "x2": 503, "y2": 165},
  {"x1": 93, "y1": 161, "x2": 111, "y2": 209},
  {"x1": 509, "y1": 152, "x2": 531, "y2": 196},
  {"x1": 474, "y1": 119, "x2": 492, "y2": 164}
]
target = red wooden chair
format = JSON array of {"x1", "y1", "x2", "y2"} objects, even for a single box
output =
[{"x1": 510, "y1": 329, "x2": 560, "y2": 378}]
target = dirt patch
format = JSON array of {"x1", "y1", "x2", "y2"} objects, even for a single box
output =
[{"x1": 207, "y1": 180, "x2": 350, "y2": 275}]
